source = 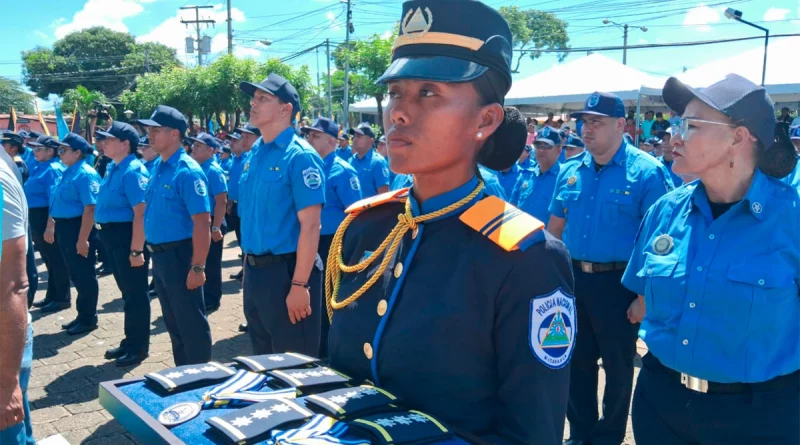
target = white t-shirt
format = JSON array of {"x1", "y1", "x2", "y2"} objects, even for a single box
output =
[{"x1": 0, "y1": 149, "x2": 27, "y2": 243}]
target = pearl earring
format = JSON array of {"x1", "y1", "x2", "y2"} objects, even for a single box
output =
[{"x1": 477, "y1": 131, "x2": 483, "y2": 139}]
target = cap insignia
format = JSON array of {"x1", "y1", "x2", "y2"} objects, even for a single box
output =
[{"x1": 402, "y1": 7, "x2": 433, "y2": 39}]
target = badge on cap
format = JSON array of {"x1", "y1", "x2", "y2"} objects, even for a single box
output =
[
  {"x1": 529, "y1": 289, "x2": 576, "y2": 370},
  {"x1": 194, "y1": 179, "x2": 207, "y2": 197},
  {"x1": 588, "y1": 93, "x2": 600, "y2": 108},
  {"x1": 402, "y1": 7, "x2": 433, "y2": 39},
  {"x1": 302, "y1": 167, "x2": 322, "y2": 189},
  {"x1": 542, "y1": 127, "x2": 550, "y2": 137},
  {"x1": 652, "y1": 234, "x2": 674, "y2": 255},
  {"x1": 567, "y1": 176, "x2": 577, "y2": 186}
]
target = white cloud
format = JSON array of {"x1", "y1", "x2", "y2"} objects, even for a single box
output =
[
  {"x1": 380, "y1": 30, "x2": 393, "y2": 40},
  {"x1": 763, "y1": 7, "x2": 790, "y2": 21},
  {"x1": 55, "y1": 0, "x2": 148, "y2": 39},
  {"x1": 683, "y1": 3, "x2": 720, "y2": 32},
  {"x1": 34, "y1": 31, "x2": 50, "y2": 41},
  {"x1": 326, "y1": 11, "x2": 336, "y2": 21}
]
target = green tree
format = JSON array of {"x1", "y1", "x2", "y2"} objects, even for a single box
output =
[
  {"x1": 60, "y1": 86, "x2": 115, "y2": 119},
  {"x1": 333, "y1": 33, "x2": 393, "y2": 129},
  {"x1": 0, "y1": 77, "x2": 34, "y2": 115},
  {"x1": 22, "y1": 27, "x2": 180, "y2": 99},
  {"x1": 498, "y1": 6, "x2": 570, "y2": 73}
]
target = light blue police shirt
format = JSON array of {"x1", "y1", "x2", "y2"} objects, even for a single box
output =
[
  {"x1": 144, "y1": 149, "x2": 210, "y2": 244},
  {"x1": 512, "y1": 162, "x2": 561, "y2": 227},
  {"x1": 228, "y1": 152, "x2": 250, "y2": 202},
  {"x1": 24, "y1": 158, "x2": 65, "y2": 209},
  {"x1": 200, "y1": 158, "x2": 228, "y2": 226},
  {"x1": 49, "y1": 159, "x2": 101, "y2": 219},
  {"x1": 321, "y1": 152, "x2": 362, "y2": 235},
  {"x1": 220, "y1": 157, "x2": 233, "y2": 174},
  {"x1": 144, "y1": 158, "x2": 157, "y2": 177},
  {"x1": 238, "y1": 127, "x2": 326, "y2": 255},
  {"x1": 781, "y1": 155, "x2": 800, "y2": 190},
  {"x1": 477, "y1": 165, "x2": 507, "y2": 200},
  {"x1": 95, "y1": 154, "x2": 149, "y2": 223},
  {"x1": 335, "y1": 146, "x2": 353, "y2": 163},
  {"x1": 549, "y1": 141, "x2": 673, "y2": 262},
  {"x1": 658, "y1": 156, "x2": 683, "y2": 188},
  {"x1": 622, "y1": 170, "x2": 800, "y2": 383},
  {"x1": 391, "y1": 173, "x2": 414, "y2": 191},
  {"x1": 497, "y1": 163, "x2": 522, "y2": 198},
  {"x1": 349, "y1": 148, "x2": 390, "y2": 198}
]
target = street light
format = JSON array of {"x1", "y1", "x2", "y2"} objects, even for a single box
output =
[
  {"x1": 724, "y1": 7, "x2": 768, "y2": 86},
  {"x1": 123, "y1": 110, "x2": 134, "y2": 121},
  {"x1": 259, "y1": 40, "x2": 272, "y2": 47},
  {"x1": 603, "y1": 19, "x2": 647, "y2": 65}
]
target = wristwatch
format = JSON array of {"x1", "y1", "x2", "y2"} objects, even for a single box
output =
[
  {"x1": 191, "y1": 264, "x2": 206, "y2": 274},
  {"x1": 211, "y1": 226, "x2": 220, "y2": 233},
  {"x1": 130, "y1": 250, "x2": 143, "y2": 257}
]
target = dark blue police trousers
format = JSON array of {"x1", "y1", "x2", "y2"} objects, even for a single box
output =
[
  {"x1": 98, "y1": 222, "x2": 150, "y2": 355},
  {"x1": 633, "y1": 352, "x2": 800, "y2": 445},
  {"x1": 317, "y1": 234, "x2": 334, "y2": 359},
  {"x1": 567, "y1": 267, "x2": 638, "y2": 445},
  {"x1": 243, "y1": 256, "x2": 321, "y2": 356},
  {"x1": 54, "y1": 217, "x2": 99, "y2": 325},
  {"x1": 29, "y1": 207, "x2": 70, "y2": 305},
  {"x1": 151, "y1": 239, "x2": 211, "y2": 365},
  {"x1": 203, "y1": 226, "x2": 228, "y2": 309}
]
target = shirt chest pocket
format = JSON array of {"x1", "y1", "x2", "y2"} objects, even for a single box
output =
[
  {"x1": 259, "y1": 168, "x2": 290, "y2": 198},
  {"x1": 726, "y1": 261, "x2": 796, "y2": 301},
  {"x1": 557, "y1": 190, "x2": 581, "y2": 217},
  {"x1": 637, "y1": 253, "x2": 683, "y2": 322},
  {"x1": 601, "y1": 192, "x2": 635, "y2": 225}
]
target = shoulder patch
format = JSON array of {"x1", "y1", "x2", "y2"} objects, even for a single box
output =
[
  {"x1": 530, "y1": 288, "x2": 576, "y2": 369},
  {"x1": 459, "y1": 196, "x2": 544, "y2": 251},
  {"x1": 345, "y1": 188, "x2": 409, "y2": 214}
]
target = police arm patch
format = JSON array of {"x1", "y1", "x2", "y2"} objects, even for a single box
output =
[
  {"x1": 90, "y1": 181, "x2": 100, "y2": 194},
  {"x1": 194, "y1": 179, "x2": 208, "y2": 197},
  {"x1": 349, "y1": 176, "x2": 360, "y2": 191},
  {"x1": 138, "y1": 176, "x2": 149, "y2": 191},
  {"x1": 302, "y1": 167, "x2": 322, "y2": 189},
  {"x1": 529, "y1": 288, "x2": 576, "y2": 369}
]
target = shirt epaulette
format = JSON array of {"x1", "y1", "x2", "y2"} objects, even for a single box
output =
[
  {"x1": 459, "y1": 196, "x2": 544, "y2": 252},
  {"x1": 345, "y1": 188, "x2": 409, "y2": 214}
]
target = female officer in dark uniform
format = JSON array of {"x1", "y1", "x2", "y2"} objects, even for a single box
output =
[
  {"x1": 623, "y1": 74, "x2": 800, "y2": 445},
  {"x1": 25, "y1": 136, "x2": 70, "y2": 312},
  {"x1": 325, "y1": 1, "x2": 574, "y2": 444}
]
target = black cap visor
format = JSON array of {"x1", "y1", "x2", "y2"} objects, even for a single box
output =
[
  {"x1": 663, "y1": 77, "x2": 719, "y2": 117},
  {"x1": 570, "y1": 110, "x2": 617, "y2": 119},
  {"x1": 239, "y1": 81, "x2": 277, "y2": 98},
  {"x1": 95, "y1": 130, "x2": 116, "y2": 141},
  {"x1": 377, "y1": 55, "x2": 489, "y2": 84}
]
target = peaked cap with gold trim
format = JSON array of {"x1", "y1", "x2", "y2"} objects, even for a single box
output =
[{"x1": 377, "y1": 0, "x2": 513, "y2": 90}]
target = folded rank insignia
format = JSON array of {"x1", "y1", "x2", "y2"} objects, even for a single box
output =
[
  {"x1": 206, "y1": 398, "x2": 314, "y2": 444},
  {"x1": 305, "y1": 385, "x2": 399, "y2": 419},
  {"x1": 268, "y1": 366, "x2": 350, "y2": 389},
  {"x1": 233, "y1": 353, "x2": 320, "y2": 373},
  {"x1": 145, "y1": 362, "x2": 236, "y2": 392},
  {"x1": 348, "y1": 410, "x2": 452, "y2": 445},
  {"x1": 270, "y1": 414, "x2": 370, "y2": 445}
]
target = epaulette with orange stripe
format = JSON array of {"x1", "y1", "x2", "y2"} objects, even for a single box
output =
[
  {"x1": 459, "y1": 196, "x2": 544, "y2": 251},
  {"x1": 345, "y1": 188, "x2": 409, "y2": 214}
]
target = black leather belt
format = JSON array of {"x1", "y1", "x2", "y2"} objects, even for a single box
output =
[
  {"x1": 647, "y1": 353, "x2": 800, "y2": 395},
  {"x1": 246, "y1": 252, "x2": 296, "y2": 267},
  {"x1": 572, "y1": 260, "x2": 628, "y2": 273},
  {"x1": 146, "y1": 239, "x2": 191, "y2": 253}
]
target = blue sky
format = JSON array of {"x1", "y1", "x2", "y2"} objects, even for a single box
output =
[{"x1": 1, "y1": 0, "x2": 799, "y2": 108}]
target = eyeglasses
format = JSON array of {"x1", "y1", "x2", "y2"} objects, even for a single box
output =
[
  {"x1": 671, "y1": 118, "x2": 736, "y2": 141},
  {"x1": 32, "y1": 146, "x2": 50, "y2": 152},
  {"x1": 534, "y1": 143, "x2": 555, "y2": 150}
]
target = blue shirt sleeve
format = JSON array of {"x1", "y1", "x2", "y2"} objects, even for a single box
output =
[
  {"x1": 374, "y1": 157, "x2": 390, "y2": 189},
  {"x1": 178, "y1": 167, "x2": 212, "y2": 215},
  {"x1": 208, "y1": 167, "x2": 228, "y2": 197},
  {"x1": 79, "y1": 170, "x2": 100, "y2": 207},
  {"x1": 621, "y1": 205, "x2": 657, "y2": 296},
  {"x1": 122, "y1": 167, "x2": 148, "y2": 208},
  {"x1": 289, "y1": 151, "x2": 326, "y2": 211},
  {"x1": 549, "y1": 171, "x2": 567, "y2": 218},
  {"x1": 338, "y1": 168, "x2": 363, "y2": 208},
  {"x1": 640, "y1": 163, "x2": 673, "y2": 216}
]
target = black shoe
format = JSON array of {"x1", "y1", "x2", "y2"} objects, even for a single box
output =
[
  {"x1": 66, "y1": 322, "x2": 98, "y2": 336},
  {"x1": 104, "y1": 347, "x2": 126, "y2": 360},
  {"x1": 230, "y1": 270, "x2": 243, "y2": 281},
  {"x1": 61, "y1": 319, "x2": 79, "y2": 330},
  {"x1": 205, "y1": 305, "x2": 220, "y2": 314},
  {"x1": 96, "y1": 266, "x2": 113, "y2": 277},
  {"x1": 148, "y1": 288, "x2": 158, "y2": 298},
  {"x1": 115, "y1": 352, "x2": 148, "y2": 367},
  {"x1": 41, "y1": 301, "x2": 71, "y2": 314},
  {"x1": 238, "y1": 253, "x2": 243, "y2": 259},
  {"x1": 32, "y1": 299, "x2": 52, "y2": 308},
  {"x1": 238, "y1": 323, "x2": 248, "y2": 332}
]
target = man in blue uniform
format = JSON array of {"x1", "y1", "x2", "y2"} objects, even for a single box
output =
[
  {"x1": 349, "y1": 125, "x2": 389, "y2": 198},
  {"x1": 301, "y1": 117, "x2": 362, "y2": 359},
  {"x1": 226, "y1": 125, "x2": 259, "y2": 283},
  {"x1": 564, "y1": 134, "x2": 586, "y2": 160},
  {"x1": 549, "y1": 92, "x2": 673, "y2": 445},
  {"x1": 512, "y1": 127, "x2": 561, "y2": 227},
  {"x1": 657, "y1": 129, "x2": 683, "y2": 187},
  {"x1": 219, "y1": 145, "x2": 233, "y2": 174},
  {"x1": 335, "y1": 135, "x2": 352, "y2": 162},
  {"x1": 139, "y1": 137, "x2": 158, "y2": 176},
  {"x1": 237, "y1": 74, "x2": 326, "y2": 355},
  {"x1": 785, "y1": 126, "x2": 800, "y2": 189},
  {"x1": 138, "y1": 105, "x2": 212, "y2": 366},
  {"x1": 188, "y1": 133, "x2": 228, "y2": 313}
]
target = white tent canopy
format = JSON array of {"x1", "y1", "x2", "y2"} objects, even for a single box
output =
[{"x1": 350, "y1": 97, "x2": 387, "y2": 115}]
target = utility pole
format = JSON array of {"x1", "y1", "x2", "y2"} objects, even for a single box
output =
[
  {"x1": 343, "y1": 0, "x2": 352, "y2": 126},
  {"x1": 227, "y1": 0, "x2": 233, "y2": 55},
  {"x1": 181, "y1": 5, "x2": 215, "y2": 66},
  {"x1": 622, "y1": 24, "x2": 628, "y2": 65},
  {"x1": 316, "y1": 45, "x2": 321, "y2": 116},
  {"x1": 326, "y1": 38, "x2": 333, "y2": 119}
]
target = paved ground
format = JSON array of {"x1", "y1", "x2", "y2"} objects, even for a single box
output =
[{"x1": 25, "y1": 238, "x2": 645, "y2": 444}]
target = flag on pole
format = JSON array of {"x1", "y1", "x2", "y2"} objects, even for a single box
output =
[
  {"x1": 7, "y1": 107, "x2": 17, "y2": 131},
  {"x1": 35, "y1": 100, "x2": 50, "y2": 136},
  {"x1": 55, "y1": 103, "x2": 70, "y2": 139},
  {"x1": 70, "y1": 101, "x2": 81, "y2": 134}
]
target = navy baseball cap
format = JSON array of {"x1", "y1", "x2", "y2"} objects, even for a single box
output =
[
  {"x1": 352, "y1": 125, "x2": 376, "y2": 139},
  {"x1": 565, "y1": 135, "x2": 585, "y2": 148},
  {"x1": 570, "y1": 92, "x2": 626, "y2": 119},
  {"x1": 28, "y1": 131, "x2": 42, "y2": 139},
  {"x1": 378, "y1": 135, "x2": 386, "y2": 143},
  {"x1": 338, "y1": 134, "x2": 349, "y2": 141},
  {"x1": 240, "y1": 73, "x2": 301, "y2": 114},
  {"x1": 28, "y1": 135, "x2": 63, "y2": 149},
  {"x1": 225, "y1": 132, "x2": 242, "y2": 141},
  {"x1": 188, "y1": 132, "x2": 220, "y2": 150},
  {"x1": 378, "y1": 0, "x2": 513, "y2": 97},
  {"x1": 61, "y1": 133, "x2": 93, "y2": 154},
  {"x1": 534, "y1": 126, "x2": 561, "y2": 147},
  {"x1": 17, "y1": 130, "x2": 30, "y2": 139},
  {"x1": 663, "y1": 74, "x2": 775, "y2": 149},
  {"x1": 0, "y1": 132, "x2": 24, "y2": 147},
  {"x1": 137, "y1": 105, "x2": 188, "y2": 135},
  {"x1": 236, "y1": 124, "x2": 261, "y2": 137},
  {"x1": 222, "y1": 146, "x2": 232, "y2": 153},
  {"x1": 96, "y1": 122, "x2": 140, "y2": 151},
  {"x1": 790, "y1": 126, "x2": 800, "y2": 140},
  {"x1": 139, "y1": 136, "x2": 151, "y2": 147},
  {"x1": 301, "y1": 117, "x2": 339, "y2": 139}
]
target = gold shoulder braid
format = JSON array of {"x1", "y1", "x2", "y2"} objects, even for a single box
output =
[{"x1": 325, "y1": 180, "x2": 484, "y2": 321}]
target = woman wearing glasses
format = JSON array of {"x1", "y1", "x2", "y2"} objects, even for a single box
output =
[
  {"x1": 45, "y1": 133, "x2": 103, "y2": 336},
  {"x1": 623, "y1": 74, "x2": 799, "y2": 445},
  {"x1": 25, "y1": 136, "x2": 70, "y2": 313}
]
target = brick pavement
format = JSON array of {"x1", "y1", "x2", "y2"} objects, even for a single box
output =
[{"x1": 26, "y1": 238, "x2": 645, "y2": 444}]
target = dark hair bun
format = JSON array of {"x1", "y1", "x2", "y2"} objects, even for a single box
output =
[
  {"x1": 758, "y1": 124, "x2": 798, "y2": 178},
  {"x1": 477, "y1": 106, "x2": 527, "y2": 171}
]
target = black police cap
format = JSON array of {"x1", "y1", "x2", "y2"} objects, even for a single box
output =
[
  {"x1": 236, "y1": 124, "x2": 261, "y2": 137},
  {"x1": 61, "y1": 133, "x2": 93, "y2": 154},
  {"x1": 137, "y1": 105, "x2": 188, "y2": 135},
  {"x1": 301, "y1": 117, "x2": 339, "y2": 139},
  {"x1": 378, "y1": 0, "x2": 513, "y2": 94},
  {"x1": 0, "y1": 132, "x2": 24, "y2": 148},
  {"x1": 240, "y1": 73, "x2": 301, "y2": 115},
  {"x1": 96, "y1": 122, "x2": 140, "y2": 152}
]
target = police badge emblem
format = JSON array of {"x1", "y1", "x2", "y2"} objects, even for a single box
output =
[
  {"x1": 138, "y1": 176, "x2": 149, "y2": 191},
  {"x1": 350, "y1": 176, "x2": 360, "y2": 191},
  {"x1": 541, "y1": 127, "x2": 550, "y2": 137},
  {"x1": 302, "y1": 167, "x2": 322, "y2": 189},
  {"x1": 90, "y1": 181, "x2": 100, "y2": 194},
  {"x1": 530, "y1": 289, "x2": 576, "y2": 369},
  {"x1": 587, "y1": 92, "x2": 601, "y2": 108},
  {"x1": 567, "y1": 176, "x2": 577, "y2": 186},
  {"x1": 194, "y1": 179, "x2": 207, "y2": 197},
  {"x1": 158, "y1": 401, "x2": 202, "y2": 426},
  {"x1": 652, "y1": 234, "x2": 674, "y2": 255}
]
